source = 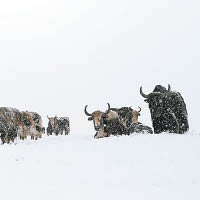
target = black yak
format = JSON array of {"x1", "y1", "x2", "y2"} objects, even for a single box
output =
[{"x1": 140, "y1": 84, "x2": 189, "y2": 134}]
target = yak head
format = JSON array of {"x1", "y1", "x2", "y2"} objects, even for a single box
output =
[
  {"x1": 131, "y1": 107, "x2": 142, "y2": 124},
  {"x1": 47, "y1": 115, "x2": 58, "y2": 129},
  {"x1": 140, "y1": 84, "x2": 171, "y2": 118},
  {"x1": 84, "y1": 103, "x2": 111, "y2": 131},
  {"x1": 32, "y1": 113, "x2": 40, "y2": 124},
  {"x1": 21, "y1": 112, "x2": 33, "y2": 127}
]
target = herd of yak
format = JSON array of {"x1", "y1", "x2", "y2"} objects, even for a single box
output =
[
  {"x1": 0, "y1": 109, "x2": 70, "y2": 144},
  {"x1": 85, "y1": 84, "x2": 189, "y2": 139},
  {"x1": 0, "y1": 84, "x2": 189, "y2": 144}
]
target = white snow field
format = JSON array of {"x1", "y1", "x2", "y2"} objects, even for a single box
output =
[{"x1": 1, "y1": 133, "x2": 200, "y2": 200}]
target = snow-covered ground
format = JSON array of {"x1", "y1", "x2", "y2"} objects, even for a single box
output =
[{"x1": 1, "y1": 133, "x2": 200, "y2": 200}]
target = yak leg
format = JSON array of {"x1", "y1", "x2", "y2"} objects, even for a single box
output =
[{"x1": 65, "y1": 127, "x2": 70, "y2": 135}]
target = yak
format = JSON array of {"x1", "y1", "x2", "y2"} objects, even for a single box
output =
[
  {"x1": 84, "y1": 103, "x2": 153, "y2": 138},
  {"x1": 140, "y1": 84, "x2": 189, "y2": 134},
  {"x1": 110, "y1": 106, "x2": 153, "y2": 134},
  {"x1": 0, "y1": 108, "x2": 45, "y2": 144},
  {"x1": 47, "y1": 116, "x2": 70, "y2": 136},
  {"x1": 84, "y1": 103, "x2": 129, "y2": 138},
  {"x1": 110, "y1": 106, "x2": 141, "y2": 127}
]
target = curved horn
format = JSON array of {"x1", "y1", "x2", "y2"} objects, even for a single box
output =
[
  {"x1": 84, "y1": 105, "x2": 92, "y2": 116},
  {"x1": 128, "y1": 106, "x2": 133, "y2": 111},
  {"x1": 47, "y1": 115, "x2": 50, "y2": 120},
  {"x1": 168, "y1": 84, "x2": 171, "y2": 91},
  {"x1": 138, "y1": 107, "x2": 141, "y2": 113},
  {"x1": 140, "y1": 87, "x2": 149, "y2": 98},
  {"x1": 105, "y1": 103, "x2": 111, "y2": 114}
]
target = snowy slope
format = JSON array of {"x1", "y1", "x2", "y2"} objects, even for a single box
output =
[{"x1": 1, "y1": 133, "x2": 200, "y2": 200}]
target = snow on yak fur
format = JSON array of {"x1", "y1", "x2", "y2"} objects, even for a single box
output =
[
  {"x1": 108, "y1": 106, "x2": 153, "y2": 135},
  {"x1": 47, "y1": 116, "x2": 70, "y2": 136},
  {"x1": 84, "y1": 103, "x2": 153, "y2": 139},
  {"x1": 84, "y1": 103, "x2": 128, "y2": 139},
  {"x1": 0, "y1": 107, "x2": 45, "y2": 144},
  {"x1": 19, "y1": 111, "x2": 45, "y2": 140},
  {"x1": 140, "y1": 84, "x2": 189, "y2": 134},
  {"x1": 110, "y1": 107, "x2": 142, "y2": 127}
]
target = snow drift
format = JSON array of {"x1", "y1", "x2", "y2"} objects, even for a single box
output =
[{"x1": 1, "y1": 133, "x2": 200, "y2": 200}]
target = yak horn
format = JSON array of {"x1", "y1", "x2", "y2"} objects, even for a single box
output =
[
  {"x1": 168, "y1": 84, "x2": 171, "y2": 91},
  {"x1": 105, "y1": 103, "x2": 111, "y2": 114},
  {"x1": 140, "y1": 87, "x2": 149, "y2": 98},
  {"x1": 84, "y1": 105, "x2": 92, "y2": 116}
]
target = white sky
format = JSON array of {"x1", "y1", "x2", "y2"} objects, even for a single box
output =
[{"x1": 0, "y1": 0, "x2": 199, "y2": 134}]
